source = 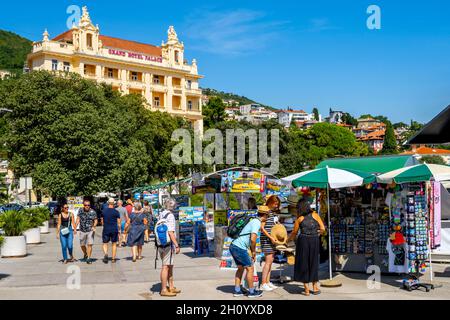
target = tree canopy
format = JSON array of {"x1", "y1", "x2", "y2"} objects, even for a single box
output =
[{"x1": 0, "y1": 71, "x2": 193, "y2": 196}]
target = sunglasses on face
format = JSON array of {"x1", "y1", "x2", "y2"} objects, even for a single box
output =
[{"x1": 63, "y1": 206, "x2": 69, "y2": 209}]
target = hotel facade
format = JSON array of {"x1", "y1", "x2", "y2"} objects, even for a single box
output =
[{"x1": 27, "y1": 6, "x2": 204, "y2": 133}]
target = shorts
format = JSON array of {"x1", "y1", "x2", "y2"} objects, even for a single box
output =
[
  {"x1": 121, "y1": 221, "x2": 126, "y2": 233},
  {"x1": 79, "y1": 231, "x2": 95, "y2": 246},
  {"x1": 102, "y1": 231, "x2": 119, "y2": 243},
  {"x1": 229, "y1": 244, "x2": 253, "y2": 267},
  {"x1": 158, "y1": 246, "x2": 175, "y2": 266}
]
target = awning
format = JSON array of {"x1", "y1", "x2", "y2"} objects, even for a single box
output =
[
  {"x1": 407, "y1": 105, "x2": 450, "y2": 144},
  {"x1": 316, "y1": 155, "x2": 419, "y2": 175}
]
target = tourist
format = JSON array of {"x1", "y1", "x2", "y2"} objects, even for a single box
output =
[
  {"x1": 247, "y1": 197, "x2": 257, "y2": 210},
  {"x1": 143, "y1": 200, "x2": 153, "y2": 242},
  {"x1": 260, "y1": 195, "x2": 281, "y2": 291},
  {"x1": 158, "y1": 198, "x2": 181, "y2": 297},
  {"x1": 101, "y1": 198, "x2": 121, "y2": 264},
  {"x1": 125, "y1": 199, "x2": 133, "y2": 215},
  {"x1": 116, "y1": 200, "x2": 129, "y2": 246},
  {"x1": 229, "y1": 210, "x2": 264, "y2": 298},
  {"x1": 56, "y1": 204, "x2": 76, "y2": 264},
  {"x1": 288, "y1": 198, "x2": 326, "y2": 296},
  {"x1": 76, "y1": 200, "x2": 98, "y2": 264},
  {"x1": 126, "y1": 202, "x2": 148, "y2": 262}
]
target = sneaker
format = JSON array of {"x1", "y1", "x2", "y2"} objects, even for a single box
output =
[
  {"x1": 248, "y1": 290, "x2": 263, "y2": 298},
  {"x1": 260, "y1": 283, "x2": 274, "y2": 291},
  {"x1": 103, "y1": 255, "x2": 108, "y2": 264},
  {"x1": 240, "y1": 286, "x2": 249, "y2": 295},
  {"x1": 269, "y1": 282, "x2": 279, "y2": 290},
  {"x1": 83, "y1": 254, "x2": 88, "y2": 261},
  {"x1": 233, "y1": 290, "x2": 244, "y2": 297}
]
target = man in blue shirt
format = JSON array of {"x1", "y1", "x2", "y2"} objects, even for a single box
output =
[
  {"x1": 229, "y1": 211, "x2": 264, "y2": 298},
  {"x1": 101, "y1": 198, "x2": 121, "y2": 264}
]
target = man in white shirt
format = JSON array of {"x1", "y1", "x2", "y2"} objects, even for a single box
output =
[{"x1": 158, "y1": 198, "x2": 181, "y2": 297}]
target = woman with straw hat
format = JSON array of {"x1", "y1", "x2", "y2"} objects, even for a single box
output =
[
  {"x1": 288, "y1": 198, "x2": 326, "y2": 296},
  {"x1": 259, "y1": 195, "x2": 281, "y2": 292}
]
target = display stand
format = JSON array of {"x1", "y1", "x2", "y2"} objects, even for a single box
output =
[{"x1": 194, "y1": 221, "x2": 209, "y2": 255}]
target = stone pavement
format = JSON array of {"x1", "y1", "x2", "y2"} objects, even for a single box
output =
[{"x1": 1, "y1": 227, "x2": 450, "y2": 300}]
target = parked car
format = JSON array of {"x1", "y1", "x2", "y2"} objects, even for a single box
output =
[{"x1": 0, "y1": 203, "x2": 25, "y2": 214}]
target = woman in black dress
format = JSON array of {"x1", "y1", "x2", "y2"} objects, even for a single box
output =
[{"x1": 288, "y1": 198, "x2": 326, "y2": 296}]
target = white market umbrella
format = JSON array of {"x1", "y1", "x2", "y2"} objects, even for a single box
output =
[{"x1": 377, "y1": 163, "x2": 450, "y2": 184}]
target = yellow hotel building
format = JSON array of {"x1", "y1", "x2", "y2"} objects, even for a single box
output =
[{"x1": 27, "y1": 6, "x2": 204, "y2": 133}]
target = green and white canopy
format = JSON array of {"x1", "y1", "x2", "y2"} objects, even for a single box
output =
[
  {"x1": 281, "y1": 167, "x2": 375, "y2": 189},
  {"x1": 377, "y1": 163, "x2": 450, "y2": 184}
]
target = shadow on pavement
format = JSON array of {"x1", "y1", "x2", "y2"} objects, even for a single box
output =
[
  {"x1": 281, "y1": 283, "x2": 303, "y2": 294},
  {"x1": 150, "y1": 283, "x2": 162, "y2": 293},
  {"x1": 216, "y1": 285, "x2": 235, "y2": 294},
  {"x1": 0, "y1": 274, "x2": 10, "y2": 281},
  {"x1": 434, "y1": 266, "x2": 450, "y2": 277},
  {"x1": 182, "y1": 251, "x2": 213, "y2": 259},
  {"x1": 332, "y1": 271, "x2": 403, "y2": 289}
]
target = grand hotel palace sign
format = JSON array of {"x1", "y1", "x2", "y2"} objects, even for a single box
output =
[{"x1": 108, "y1": 49, "x2": 163, "y2": 63}]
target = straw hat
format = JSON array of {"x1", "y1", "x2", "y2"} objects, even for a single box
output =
[
  {"x1": 258, "y1": 205, "x2": 271, "y2": 215},
  {"x1": 271, "y1": 224, "x2": 288, "y2": 246}
]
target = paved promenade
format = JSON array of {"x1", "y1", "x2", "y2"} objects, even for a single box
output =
[{"x1": 1, "y1": 227, "x2": 450, "y2": 300}]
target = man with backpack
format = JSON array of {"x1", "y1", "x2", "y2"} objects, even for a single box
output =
[
  {"x1": 155, "y1": 198, "x2": 181, "y2": 297},
  {"x1": 228, "y1": 209, "x2": 265, "y2": 298}
]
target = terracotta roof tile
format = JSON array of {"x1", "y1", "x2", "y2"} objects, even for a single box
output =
[
  {"x1": 402, "y1": 146, "x2": 450, "y2": 155},
  {"x1": 52, "y1": 30, "x2": 162, "y2": 56}
]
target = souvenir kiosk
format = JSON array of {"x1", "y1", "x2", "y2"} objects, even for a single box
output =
[{"x1": 191, "y1": 167, "x2": 290, "y2": 269}]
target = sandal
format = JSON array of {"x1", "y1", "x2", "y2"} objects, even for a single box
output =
[
  {"x1": 137, "y1": 256, "x2": 143, "y2": 260},
  {"x1": 301, "y1": 291, "x2": 310, "y2": 296},
  {"x1": 312, "y1": 290, "x2": 321, "y2": 295}
]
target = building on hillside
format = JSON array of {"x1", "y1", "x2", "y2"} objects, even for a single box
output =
[
  {"x1": 278, "y1": 109, "x2": 320, "y2": 128},
  {"x1": 359, "y1": 129, "x2": 385, "y2": 153},
  {"x1": 27, "y1": 6, "x2": 204, "y2": 133},
  {"x1": 402, "y1": 145, "x2": 450, "y2": 165},
  {"x1": 0, "y1": 70, "x2": 11, "y2": 79},
  {"x1": 225, "y1": 107, "x2": 240, "y2": 120},
  {"x1": 327, "y1": 109, "x2": 345, "y2": 124},
  {"x1": 337, "y1": 123, "x2": 353, "y2": 131},
  {"x1": 240, "y1": 103, "x2": 264, "y2": 115},
  {"x1": 357, "y1": 117, "x2": 382, "y2": 129}
]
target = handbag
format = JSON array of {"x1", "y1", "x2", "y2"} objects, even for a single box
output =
[{"x1": 61, "y1": 213, "x2": 71, "y2": 236}]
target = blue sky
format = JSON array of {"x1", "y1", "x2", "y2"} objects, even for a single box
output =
[{"x1": 1, "y1": 0, "x2": 450, "y2": 123}]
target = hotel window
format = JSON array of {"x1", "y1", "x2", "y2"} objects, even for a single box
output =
[
  {"x1": 186, "y1": 80, "x2": 192, "y2": 90},
  {"x1": 153, "y1": 75, "x2": 160, "y2": 84},
  {"x1": 154, "y1": 97, "x2": 160, "y2": 107},
  {"x1": 63, "y1": 62, "x2": 70, "y2": 72},
  {"x1": 107, "y1": 68, "x2": 114, "y2": 78},
  {"x1": 86, "y1": 34, "x2": 93, "y2": 49},
  {"x1": 131, "y1": 72, "x2": 138, "y2": 82},
  {"x1": 174, "y1": 51, "x2": 179, "y2": 63},
  {"x1": 52, "y1": 59, "x2": 58, "y2": 71},
  {"x1": 188, "y1": 100, "x2": 193, "y2": 110}
]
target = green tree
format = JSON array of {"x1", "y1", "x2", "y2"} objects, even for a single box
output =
[
  {"x1": 393, "y1": 122, "x2": 408, "y2": 129},
  {"x1": 0, "y1": 30, "x2": 32, "y2": 74},
  {"x1": 312, "y1": 108, "x2": 320, "y2": 121},
  {"x1": 341, "y1": 113, "x2": 358, "y2": 127},
  {"x1": 202, "y1": 96, "x2": 227, "y2": 129},
  {"x1": 0, "y1": 71, "x2": 191, "y2": 196},
  {"x1": 380, "y1": 121, "x2": 398, "y2": 154},
  {"x1": 420, "y1": 155, "x2": 446, "y2": 165}
]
